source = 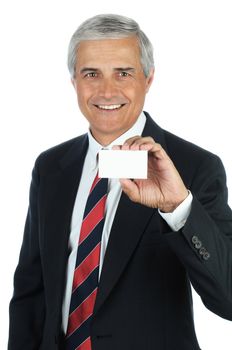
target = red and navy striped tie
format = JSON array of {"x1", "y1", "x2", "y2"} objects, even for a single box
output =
[{"x1": 65, "y1": 173, "x2": 108, "y2": 350}]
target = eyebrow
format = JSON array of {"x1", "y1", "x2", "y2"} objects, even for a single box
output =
[
  {"x1": 80, "y1": 68, "x2": 98, "y2": 74},
  {"x1": 80, "y1": 67, "x2": 135, "y2": 74},
  {"x1": 114, "y1": 67, "x2": 135, "y2": 72}
]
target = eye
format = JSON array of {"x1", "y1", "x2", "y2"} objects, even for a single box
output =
[
  {"x1": 119, "y1": 71, "x2": 130, "y2": 77},
  {"x1": 84, "y1": 72, "x2": 98, "y2": 78}
]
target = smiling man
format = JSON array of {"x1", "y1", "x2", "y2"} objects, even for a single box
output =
[
  {"x1": 73, "y1": 36, "x2": 153, "y2": 146},
  {"x1": 8, "y1": 14, "x2": 232, "y2": 350}
]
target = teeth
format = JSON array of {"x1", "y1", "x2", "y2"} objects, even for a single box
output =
[{"x1": 97, "y1": 104, "x2": 122, "y2": 110}]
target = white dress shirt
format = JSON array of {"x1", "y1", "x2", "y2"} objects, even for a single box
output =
[{"x1": 61, "y1": 112, "x2": 192, "y2": 332}]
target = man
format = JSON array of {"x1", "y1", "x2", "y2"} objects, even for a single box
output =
[{"x1": 8, "y1": 14, "x2": 232, "y2": 350}]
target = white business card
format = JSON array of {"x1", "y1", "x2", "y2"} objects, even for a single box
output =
[{"x1": 98, "y1": 150, "x2": 148, "y2": 179}]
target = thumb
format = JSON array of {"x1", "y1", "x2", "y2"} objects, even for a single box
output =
[{"x1": 119, "y1": 179, "x2": 140, "y2": 203}]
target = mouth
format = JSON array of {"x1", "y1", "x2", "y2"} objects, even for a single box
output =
[{"x1": 94, "y1": 104, "x2": 126, "y2": 111}]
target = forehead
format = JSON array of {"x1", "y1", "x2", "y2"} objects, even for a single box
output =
[{"x1": 76, "y1": 36, "x2": 141, "y2": 69}]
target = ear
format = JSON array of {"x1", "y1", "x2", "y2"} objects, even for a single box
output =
[
  {"x1": 71, "y1": 78, "x2": 77, "y2": 91},
  {"x1": 145, "y1": 68, "x2": 155, "y2": 93}
]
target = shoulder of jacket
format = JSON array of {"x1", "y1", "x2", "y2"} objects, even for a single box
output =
[{"x1": 34, "y1": 133, "x2": 88, "y2": 171}]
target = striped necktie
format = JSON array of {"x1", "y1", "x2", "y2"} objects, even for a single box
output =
[{"x1": 65, "y1": 173, "x2": 108, "y2": 350}]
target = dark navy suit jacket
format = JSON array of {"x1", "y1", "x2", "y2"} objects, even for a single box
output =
[{"x1": 8, "y1": 112, "x2": 232, "y2": 349}]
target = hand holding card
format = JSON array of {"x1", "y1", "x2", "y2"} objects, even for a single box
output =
[{"x1": 110, "y1": 136, "x2": 188, "y2": 212}]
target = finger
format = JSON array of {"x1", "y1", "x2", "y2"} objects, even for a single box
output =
[
  {"x1": 123, "y1": 136, "x2": 156, "y2": 150},
  {"x1": 114, "y1": 137, "x2": 168, "y2": 161},
  {"x1": 111, "y1": 145, "x2": 121, "y2": 150},
  {"x1": 140, "y1": 142, "x2": 169, "y2": 160},
  {"x1": 122, "y1": 136, "x2": 141, "y2": 148},
  {"x1": 130, "y1": 140, "x2": 156, "y2": 151},
  {"x1": 140, "y1": 142, "x2": 162, "y2": 152},
  {"x1": 121, "y1": 143, "x2": 130, "y2": 150},
  {"x1": 119, "y1": 178, "x2": 140, "y2": 203},
  {"x1": 130, "y1": 136, "x2": 155, "y2": 146}
]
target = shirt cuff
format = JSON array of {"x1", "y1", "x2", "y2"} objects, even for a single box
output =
[{"x1": 158, "y1": 191, "x2": 193, "y2": 231}]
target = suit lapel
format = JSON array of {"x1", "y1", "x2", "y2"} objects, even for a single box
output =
[
  {"x1": 41, "y1": 134, "x2": 89, "y2": 313},
  {"x1": 94, "y1": 112, "x2": 168, "y2": 315}
]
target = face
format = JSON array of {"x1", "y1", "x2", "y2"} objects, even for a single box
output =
[{"x1": 72, "y1": 36, "x2": 154, "y2": 146}]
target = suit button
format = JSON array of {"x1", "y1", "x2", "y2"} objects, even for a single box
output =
[
  {"x1": 192, "y1": 235, "x2": 199, "y2": 244},
  {"x1": 199, "y1": 247, "x2": 207, "y2": 255},
  {"x1": 203, "y1": 252, "x2": 210, "y2": 260},
  {"x1": 195, "y1": 240, "x2": 202, "y2": 249}
]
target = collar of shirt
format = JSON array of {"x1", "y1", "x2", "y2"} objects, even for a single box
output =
[{"x1": 87, "y1": 112, "x2": 146, "y2": 170}]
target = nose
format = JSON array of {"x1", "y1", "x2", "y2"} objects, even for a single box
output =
[{"x1": 98, "y1": 78, "x2": 118, "y2": 100}]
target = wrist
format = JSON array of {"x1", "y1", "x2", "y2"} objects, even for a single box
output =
[
  {"x1": 158, "y1": 190, "x2": 193, "y2": 231},
  {"x1": 159, "y1": 190, "x2": 189, "y2": 213}
]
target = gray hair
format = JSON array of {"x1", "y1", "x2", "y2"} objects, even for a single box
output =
[{"x1": 67, "y1": 14, "x2": 154, "y2": 78}]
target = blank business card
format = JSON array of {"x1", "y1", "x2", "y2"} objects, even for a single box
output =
[{"x1": 99, "y1": 150, "x2": 148, "y2": 179}]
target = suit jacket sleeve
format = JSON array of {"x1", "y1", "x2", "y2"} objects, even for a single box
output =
[
  {"x1": 8, "y1": 156, "x2": 45, "y2": 349},
  {"x1": 164, "y1": 154, "x2": 232, "y2": 320}
]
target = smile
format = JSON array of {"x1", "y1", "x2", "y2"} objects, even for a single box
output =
[{"x1": 94, "y1": 104, "x2": 125, "y2": 110}]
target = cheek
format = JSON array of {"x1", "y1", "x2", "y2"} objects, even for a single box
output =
[
  {"x1": 128, "y1": 86, "x2": 146, "y2": 107},
  {"x1": 125, "y1": 80, "x2": 146, "y2": 97},
  {"x1": 76, "y1": 87, "x2": 91, "y2": 107}
]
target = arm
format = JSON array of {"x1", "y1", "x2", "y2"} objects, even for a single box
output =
[
  {"x1": 165, "y1": 155, "x2": 232, "y2": 319},
  {"x1": 114, "y1": 137, "x2": 232, "y2": 320},
  {"x1": 8, "y1": 157, "x2": 46, "y2": 349}
]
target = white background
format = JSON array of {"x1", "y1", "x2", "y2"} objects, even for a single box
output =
[{"x1": 0, "y1": 0, "x2": 231, "y2": 348}]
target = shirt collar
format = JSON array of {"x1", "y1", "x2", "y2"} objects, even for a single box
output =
[{"x1": 87, "y1": 112, "x2": 146, "y2": 170}]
